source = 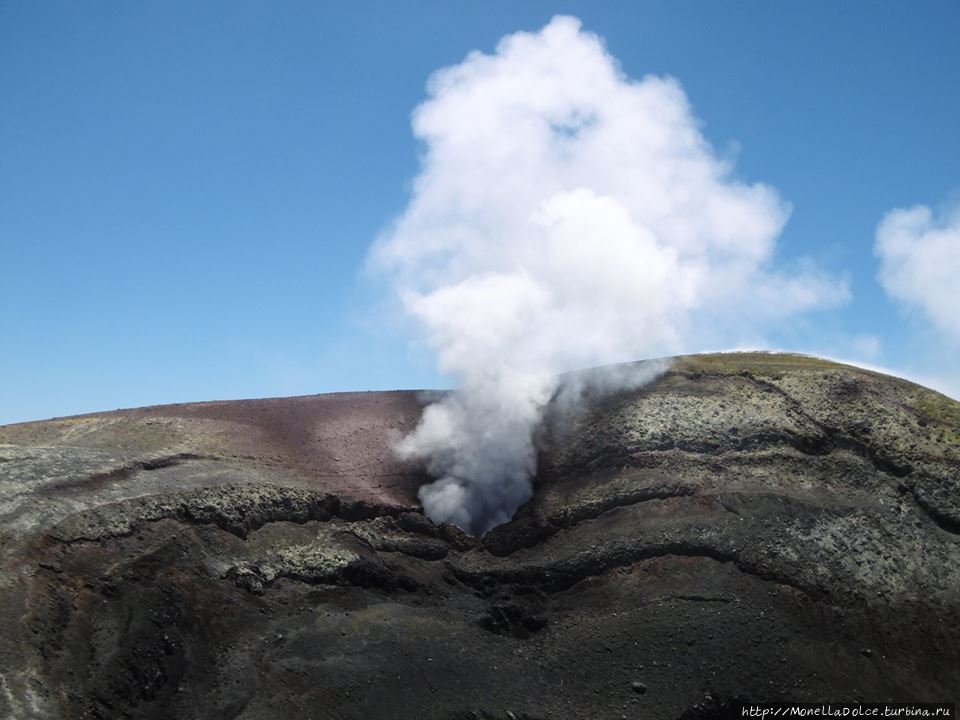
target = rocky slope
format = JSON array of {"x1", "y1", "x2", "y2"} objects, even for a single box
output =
[{"x1": 0, "y1": 353, "x2": 958, "y2": 719}]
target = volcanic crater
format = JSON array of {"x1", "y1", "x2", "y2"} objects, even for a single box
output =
[{"x1": 1, "y1": 352, "x2": 958, "y2": 719}]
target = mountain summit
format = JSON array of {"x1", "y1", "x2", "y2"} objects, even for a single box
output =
[{"x1": 1, "y1": 353, "x2": 958, "y2": 718}]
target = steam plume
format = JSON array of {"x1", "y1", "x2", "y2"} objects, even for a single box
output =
[{"x1": 371, "y1": 17, "x2": 847, "y2": 535}]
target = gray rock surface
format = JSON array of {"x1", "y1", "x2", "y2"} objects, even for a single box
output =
[{"x1": 0, "y1": 353, "x2": 958, "y2": 719}]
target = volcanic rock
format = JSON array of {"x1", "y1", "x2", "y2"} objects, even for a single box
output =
[{"x1": 0, "y1": 352, "x2": 958, "y2": 719}]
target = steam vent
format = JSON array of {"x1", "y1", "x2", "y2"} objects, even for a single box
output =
[{"x1": 1, "y1": 352, "x2": 958, "y2": 718}]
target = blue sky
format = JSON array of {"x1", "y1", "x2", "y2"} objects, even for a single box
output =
[{"x1": 2, "y1": 1, "x2": 958, "y2": 425}]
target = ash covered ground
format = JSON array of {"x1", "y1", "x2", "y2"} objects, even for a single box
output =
[{"x1": 1, "y1": 353, "x2": 958, "y2": 719}]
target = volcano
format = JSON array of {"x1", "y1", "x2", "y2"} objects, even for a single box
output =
[{"x1": 1, "y1": 352, "x2": 958, "y2": 719}]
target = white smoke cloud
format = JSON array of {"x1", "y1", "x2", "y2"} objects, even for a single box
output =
[
  {"x1": 875, "y1": 203, "x2": 960, "y2": 342},
  {"x1": 371, "y1": 16, "x2": 848, "y2": 535}
]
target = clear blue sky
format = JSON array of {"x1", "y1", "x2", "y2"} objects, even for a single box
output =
[{"x1": 2, "y1": 1, "x2": 958, "y2": 425}]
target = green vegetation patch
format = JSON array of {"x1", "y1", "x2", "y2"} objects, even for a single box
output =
[
  {"x1": 674, "y1": 352, "x2": 845, "y2": 379},
  {"x1": 915, "y1": 392, "x2": 960, "y2": 444}
]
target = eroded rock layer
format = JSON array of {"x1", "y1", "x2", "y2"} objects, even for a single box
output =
[{"x1": 1, "y1": 353, "x2": 958, "y2": 719}]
